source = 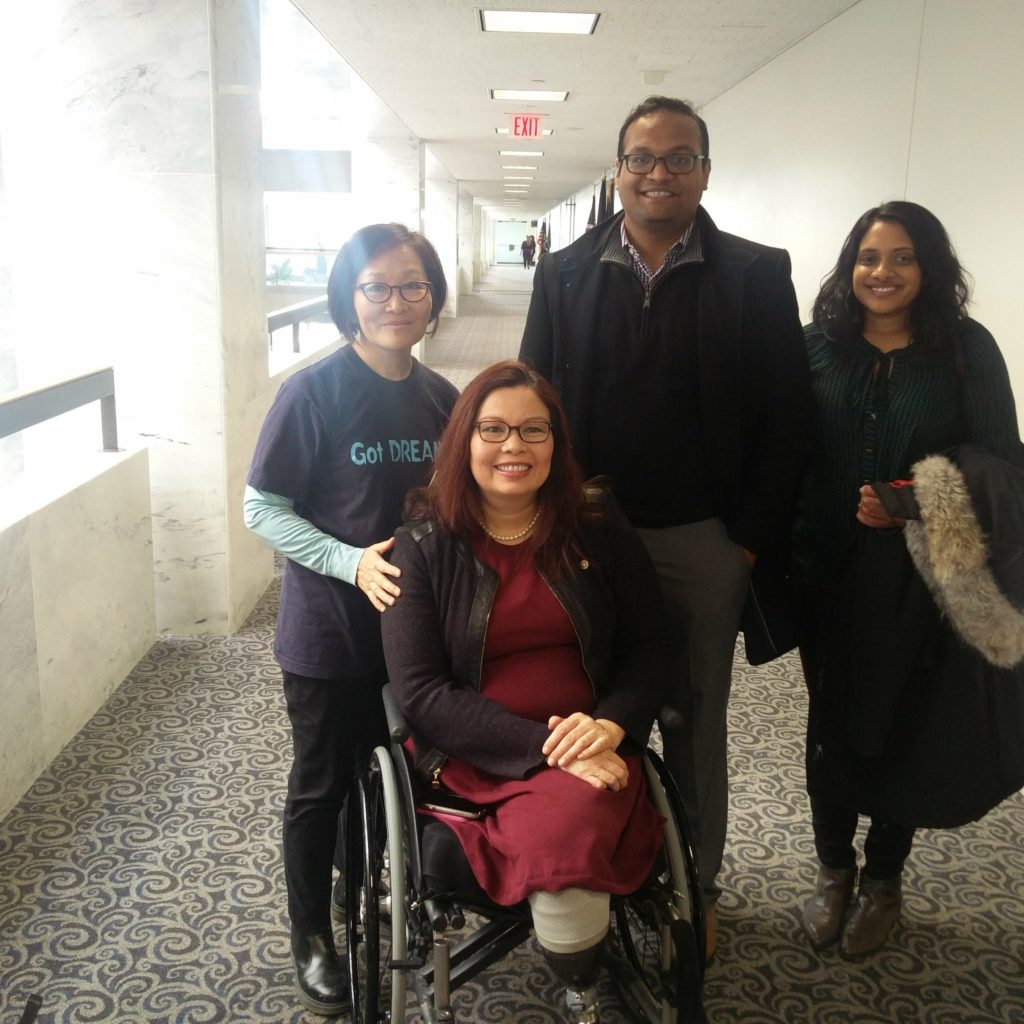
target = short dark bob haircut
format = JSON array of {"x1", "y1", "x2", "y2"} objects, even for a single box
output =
[
  {"x1": 812, "y1": 200, "x2": 971, "y2": 354},
  {"x1": 407, "y1": 360, "x2": 592, "y2": 577},
  {"x1": 617, "y1": 95, "x2": 710, "y2": 162},
  {"x1": 327, "y1": 223, "x2": 448, "y2": 343}
]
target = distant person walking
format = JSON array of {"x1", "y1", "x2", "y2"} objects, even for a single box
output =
[{"x1": 522, "y1": 235, "x2": 536, "y2": 269}]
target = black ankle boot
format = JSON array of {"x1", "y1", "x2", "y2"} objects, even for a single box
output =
[{"x1": 291, "y1": 929, "x2": 349, "y2": 1016}]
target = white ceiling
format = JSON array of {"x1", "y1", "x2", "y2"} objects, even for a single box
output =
[{"x1": 290, "y1": 0, "x2": 859, "y2": 215}]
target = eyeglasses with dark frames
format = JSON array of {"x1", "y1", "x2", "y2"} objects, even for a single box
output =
[
  {"x1": 355, "y1": 281, "x2": 432, "y2": 303},
  {"x1": 619, "y1": 152, "x2": 705, "y2": 175},
  {"x1": 474, "y1": 419, "x2": 552, "y2": 443}
]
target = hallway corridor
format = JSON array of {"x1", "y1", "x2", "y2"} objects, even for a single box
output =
[
  {"x1": 428, "y1": 263, "x2": 534, "y2": 389},
  {"x1": 1, "y1": 270, "x2": 1022, "y2": 1024}
]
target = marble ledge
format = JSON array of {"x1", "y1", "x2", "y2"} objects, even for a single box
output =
[{"x1": 1, "y1": 444, "x2": 150, "y2": 532}]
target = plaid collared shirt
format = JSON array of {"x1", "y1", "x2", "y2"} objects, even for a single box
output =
[{"x1": 619, "y1": 218, "x2": 703, "y2": 292}]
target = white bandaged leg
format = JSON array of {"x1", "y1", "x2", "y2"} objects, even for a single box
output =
[{"x1": 528, "y1": 888, "x2": 610, "y2": 954}]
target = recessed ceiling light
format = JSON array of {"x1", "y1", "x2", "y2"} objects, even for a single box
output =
[
  {"x1": 480, "y1": 10, "x2": 599, "y2": 35},
  {"x1": 496, "y1": 128, "x2": 553, "y2": 136},
  {"x1": 500, "y1": 150, "x2": 544, "y2": 157},
  {"x1": 503, "y1": 175, "x2": 534, "y2": 180},
  {"x1": 502, "y1": 165, "x2": 538, "y2": 170},
  {"x1": 491, "y1": 89, "x2": 568, "y2": 102}
]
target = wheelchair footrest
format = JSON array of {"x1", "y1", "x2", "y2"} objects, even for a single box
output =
[{"x1": 390, "y1": 957, "x2": 426, "y2": 970}]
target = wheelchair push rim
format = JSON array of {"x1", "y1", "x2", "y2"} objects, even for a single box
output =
[
  {"x1": 346, "y1": 745, "x2": 410, "y2": 1023},
  {"x1": 608, "y1": 751, "x2": 706, "y2": 1024}
]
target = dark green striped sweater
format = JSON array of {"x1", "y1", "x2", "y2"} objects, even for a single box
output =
[{"x1": 792, "y1": 318, "x2": 1021, "y2": 586}]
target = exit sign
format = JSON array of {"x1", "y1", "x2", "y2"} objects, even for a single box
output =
[{"x1": 507, "y1": 113, "x2": 544, "y2": 139}]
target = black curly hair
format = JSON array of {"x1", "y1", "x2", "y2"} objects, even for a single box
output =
[{"x1": 812, "y1": 200, "x2": 971, "y2": 355}]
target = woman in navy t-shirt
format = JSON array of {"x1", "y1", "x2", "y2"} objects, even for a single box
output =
[{"x1": 245, "y1": 224, "x2": 457, "y2": 1015}]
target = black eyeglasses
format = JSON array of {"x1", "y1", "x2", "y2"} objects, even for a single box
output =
[
  {"x1": 475, "y1": 419, "x2": 552, "y2": 443},
  {"x1": 619, "y1": 152, "x2": 705, "y2": 175},
  {"x1": 355, "y1": 281, "x2": 432, "y2": 303}
]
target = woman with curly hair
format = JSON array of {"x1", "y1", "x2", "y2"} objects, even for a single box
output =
[{"x1": 793, "y1": 201, "x2": 1023, "y2": 957}]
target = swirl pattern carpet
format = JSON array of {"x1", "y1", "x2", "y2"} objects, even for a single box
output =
[{"x1": 1, "y1": 572, "x2": 1022, "y2": 1023}]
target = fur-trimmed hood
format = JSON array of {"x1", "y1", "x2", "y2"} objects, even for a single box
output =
[{"x1": 877, "y1": 445, "x2": 1024, "y2": 668}]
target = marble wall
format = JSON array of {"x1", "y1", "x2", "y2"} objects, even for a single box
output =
[
  {"x1": 0, "y1": 0, "x2": 272, "y2": 634},
  {"x1": 456, "y1": 184, "x2": 475, "y2": 300},
  {"x1": 1, "y1": 0, "x2": 456, "y2": 648},
  {"x1": 702, "y1": 0, "x2": 1024, "y2": 414},
  {"x1": 424, "y1": 146, "x2": 459, "y2": 318},
  {"x1": 0, "y1": 449, "x2": 155, "y2": 821}
]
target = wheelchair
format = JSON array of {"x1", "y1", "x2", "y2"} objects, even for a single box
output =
[{"x1": 344, "y1": 685, "x2": 707, "y2": 1024}]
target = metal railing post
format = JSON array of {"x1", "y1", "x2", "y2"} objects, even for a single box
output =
[
  {"x1": 0, "y1": 367, "x2": 122, "y2": 453},
  {"x1": 100, "y1": 392, "x2": 120, "y2": 452},
  {"x1": 266, "y1": 296, "x2": 331, "y2": 355}
]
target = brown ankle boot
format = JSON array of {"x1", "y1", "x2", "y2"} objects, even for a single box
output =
[
  {"x1": 841, "y1": 873, "x2": 901, "y2": 957},
  {"x1": 801, "y1": 862, "x2": 855, "y2": 949}
]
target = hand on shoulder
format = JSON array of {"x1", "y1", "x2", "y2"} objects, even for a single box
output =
[{"x1": 356, "y1": 537, "x2": 402, "y2": 611}]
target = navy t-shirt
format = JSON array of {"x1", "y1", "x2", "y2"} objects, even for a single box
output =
[{"x1": 248, "y1": 344, "x2": 458, "y2": 677}]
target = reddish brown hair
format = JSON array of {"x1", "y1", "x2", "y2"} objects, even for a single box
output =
[{"x1": 408, "y1": 360, "x2": 588, "y2": 575}]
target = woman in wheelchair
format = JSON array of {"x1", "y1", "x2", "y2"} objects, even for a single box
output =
[{"x1": 380, "y1": 359, "x2": 671, "y2": 1021}]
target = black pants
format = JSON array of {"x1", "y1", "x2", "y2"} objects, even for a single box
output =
[
  {"x1": 281, "y1": 669, "x2": 387, "y2": 933},
  {"x1": 810, "y1": 792, "x2": 915, "y2": 880},
  {"x1": 794, "y1": 579, "x2": 915, "y2": 881}
]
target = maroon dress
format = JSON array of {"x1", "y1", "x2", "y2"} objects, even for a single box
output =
[{"x1": 423, "y1": 537, "x2": 663, "y2": 906}]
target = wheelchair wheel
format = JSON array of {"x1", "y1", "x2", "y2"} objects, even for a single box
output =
[
  {"x1": 610, "y1": 751, "x2": 705, "y2": 1024},
  {"x1": 346, "y1": 745, "x2": 410, "y2": 1023}
]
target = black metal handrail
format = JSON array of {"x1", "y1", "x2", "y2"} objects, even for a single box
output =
[
  {"x1": 0, "y1": 367, "x2": 120, "y2": 451},
  {"x1": 267, "y1": 296, "x2": 330, "y2": 353}
]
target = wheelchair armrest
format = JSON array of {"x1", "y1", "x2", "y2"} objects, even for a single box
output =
[{"x1": 382, "y1": 683, "x2": 410, "y2": 743}]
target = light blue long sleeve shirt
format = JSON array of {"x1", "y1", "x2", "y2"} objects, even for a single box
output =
[{"x1": 242, "y1": 484, "x2": 364, "y2": 584}]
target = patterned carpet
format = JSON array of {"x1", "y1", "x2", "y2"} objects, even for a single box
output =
[
  {"x1": 2, "y1": 568, "x2": 1022, "y2": 1023},
  {"x1": 3, "y1": 273, "x2": 1023, "y2": 1021}
]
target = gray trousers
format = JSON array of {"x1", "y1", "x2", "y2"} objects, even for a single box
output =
[{"x1": 637, "y1": 518, "x2": 751, "y2": 905}]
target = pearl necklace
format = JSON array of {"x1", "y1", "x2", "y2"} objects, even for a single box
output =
[{"x1": 479, "y1": 509, "x2": 540, "y2": 544}]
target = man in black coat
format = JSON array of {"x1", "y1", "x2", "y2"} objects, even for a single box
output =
[{"x1": 519, "y1": 95, "x2": 813, "y2": 945}]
